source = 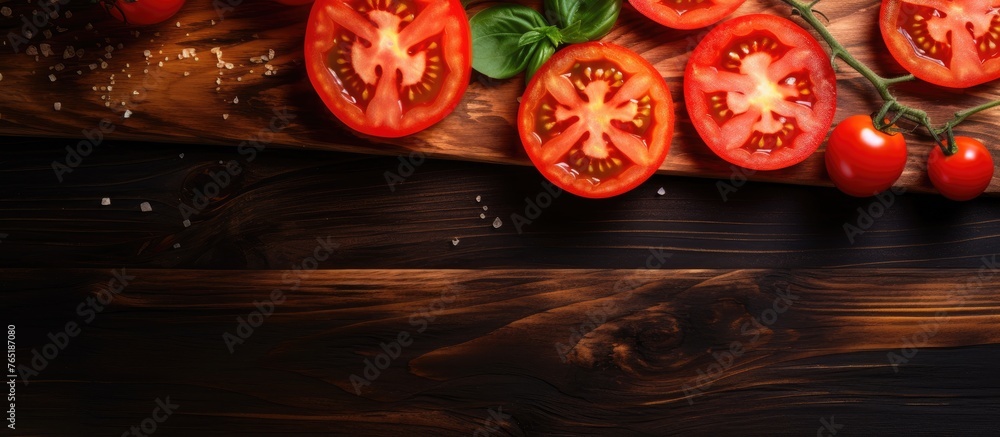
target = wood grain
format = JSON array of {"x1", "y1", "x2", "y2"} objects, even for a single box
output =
[
  {"x1": 2, "y1": 1, "x2": 999, "y2": 194},
  {"x1": 6, "y1": 268, "x2": 1000, "y2": 435},
  {"x1": 3, "y1": 137, "x2": 1000, "y2": 270}
]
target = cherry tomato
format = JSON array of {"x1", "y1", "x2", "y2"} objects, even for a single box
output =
[
  {"x1": 628, "y1": 0, "x2": 746, "y2": 30},
  {"x1": 825, "y1": 115, "x2": 908, "y2": 197},
  {"x1": 305, "y1": 0, "x2": 471, "y2": 138},
  {"x1": 684, "y1": 14, "x2": 838, "y2": 171},
  {"x1": 100, "y1": 0, "x2": 185, "y2": 26},
  {"x1": 273, "y1": 0, "x2": 314, "y2": 4},
  {"x1": 518, "y1": 42, "x2": 675, "y2": 199},
  {"x1": 928, "y1": 136, "x2": 995, "y2": 201},
  {"x1": 880, "y1": 0, "x2": 1000, "y2": 88}
]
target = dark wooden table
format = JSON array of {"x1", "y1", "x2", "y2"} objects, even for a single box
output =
[
  {"x1": 2, "y1": 136, "x2": 1000, "y2": 436},
  {"x1": 3, "y1": 0, "x2": 1000, "y2": 434}
]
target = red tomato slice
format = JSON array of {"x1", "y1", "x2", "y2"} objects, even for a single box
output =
[
  {"x1": 305, "y1": 0, "x2": 471, "y2": 138},
  {"x1": 684, "y1": 14, "x2": 837, "y2": 171},
  {"x1": 881, "y1": 0, "x2": 1000, "y2": 88},
  {"x1": 518, "y1": 42, "x2": 675, "y2": 199},
  {"x1": 629, "y1": 0, "x2": 746, "y2": 30}
]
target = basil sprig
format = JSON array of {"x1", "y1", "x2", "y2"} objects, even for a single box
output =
[{"x1": 469, "y1": 0, "x2": 621, "y2": 81}]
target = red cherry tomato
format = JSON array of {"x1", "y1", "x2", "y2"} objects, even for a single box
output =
[
  {"x1": 880, "y1": 0, "x2": 1000, "y2": 88},
  {"x1": 100, "y1": 0, "x2": 185, "y2": 26},
  {"x1": 273, "y1": 0, "x2": 314, "y2": 4},
  {"x1": 928, "y1": 136, "x2": 995, "y2": 201},
  {"x1": 518, "y1": 42, "x2": 675, "y2": 198},
  {"x1": 305, "y1": 0, "x2": 471, "y2": 138},
  {"x1": 825, "y1": 115, "x2": 909, "y2": 197},
  {"x1": 629, "y1": 0, "x2": 746, "y2": 30},
  {"x1": 685, "y1": 14, "x2": 838, "y2": 171}
]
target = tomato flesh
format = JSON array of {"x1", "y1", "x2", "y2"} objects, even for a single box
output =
[
  {"x1": 519, "y1": 43, "x2": 674, "y2": 198},
  {"x1": 306, "y1": 0, "x2": 471, "y2": 138},
  {"x1": 881, "y1": 0, "x2": 1000, "y2": 87},
  {"x1": 685, "y1": 15, "x2": 837, "y2": 171},
  {"x1": 629, "y1": 0, "x2": 747, "y2": 30}
]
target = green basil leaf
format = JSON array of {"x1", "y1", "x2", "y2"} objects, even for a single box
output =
[
  {"x1": 544, "y1": 0, "x2": 621, "y2": 43},
  {"x1": 518, "y1": 30, "x2": 546, "y2": 48},
  {"x1": 525, "y1": 41, "x2": 557, "y2": 82},
  {"x1": 470, "y1": 4, "x2": 550, "y2": 79}
]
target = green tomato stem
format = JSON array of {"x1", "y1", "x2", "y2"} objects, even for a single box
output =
[{"x1": 782, "y1": 0, "x2": 1000, "y2": 157}]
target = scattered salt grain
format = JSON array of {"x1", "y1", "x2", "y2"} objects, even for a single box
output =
[
  {"x1": 65, "y1": 11, "x2": 72, "y2": 18},
  {"x1": 179, "y1": 153, "x2": 185, "y2": 159},
  {"x1": 451, "y1": 238, "x2": 460, "y2": 246},
  {"x1": 233, "y1": 97, "x2": 239, "y2": 104},
  {"x1": 183, "y1": 72, "x2": 190, "y2": 77},
  {"x1": 63, "y1": 46, "x2": 74, "y2": 59},
  {"x1": 25, "y1": 46, "x2": 37, "y2": 56},
  {"x1": 139, "y1": 202, "x2": 152, "y2": 212},
  {"x1": 89, "y1": 63, "x2": 97, "y2": 70},
  {"x1": 483, "y1": 206, "x2": 488, "y2": 211},
  {"x1": 492, "y1": 217, "x2": 503, "y2": 229},
  {"x1": 53, "y1": 102, "x2": 61, "y2": 111},
  {"x1": 657, "y1": 187, "x2": 666, "y2": 196},
  {"x1": 173, "y1": 243, "x2": 181, "y2": 249},
  {"x1": 175, "y1": 21, "x2": 181, "y2": 28},
  {"x1": 123, "y1": 109, "x2": 132, "y2": 118},
  {"x1": 101, "y1": 198, "x2": 111, "y2": 206},
  {"x1": 182, "y1": 219, "x2": 190, "y2": 228},
  {"x1": 0, "y1": 7, "x2": 11, "y2": 17},
  {"x1": 40, "y1": 43, "x2": 53, "y2": 57},
  {"x1": 475, "y1": 195, "x2": 481, "y2": 203},
  {"x1": 222, "y1": 114, "x2": 229, "y2": 120},
  {"x1": 85, "y1": 23, "x2": 93, "y2": 31},
  {"x1": 0, "y1": 73, "x2": 3, "y2": 82},
  {"x1": 480, "y1": 213, "x2": 486, "y2": 219},
  {"x1": 48, "y1": 74, "x2": 56, "y2": 82}
]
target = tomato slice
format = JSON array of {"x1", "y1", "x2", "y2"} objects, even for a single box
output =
[
  {"x1": 518, "y1": 42, "x2": 674, "y2": 199},
  {"x1": 628, "y1": 0, "x2": 747, "y2": 30},
  {"x1": 684, "y1": 14, "x2": 837, "y2": 171},
  {"x1": 880, "y1": 0, "x2": 1000, "y2": 88},
  {"x1": 305, "y1": 0, "x2": 471, "y2": 138}
]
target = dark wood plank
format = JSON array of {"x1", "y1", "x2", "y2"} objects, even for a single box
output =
[
  {"x1": 5, "y1": 268, "x2": 1000, "y2": 435},
  {"x1": 1, "y1": 1, "x2": 999, "y2": 194},
  {"x1": 2, "y1": 137, "x2": 1000, "y2": 269}
]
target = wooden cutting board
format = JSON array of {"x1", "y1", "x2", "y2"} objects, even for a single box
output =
[{"x1": 1, "y1": 0, "x2": 999, "y2": 195}]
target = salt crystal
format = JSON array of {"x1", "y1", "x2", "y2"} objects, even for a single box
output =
[
  {"x1": 173, "y1": 243, "x2": 181, "y2": 249},
  {"x1": 40, "y1": 43, "x2": 53, "y2": 57},
  {"x1": 157, "y1": 61, "x2": 163, "y2": 67},
  {"x1": 101, "y1": 61, "x2": 108, "y2": 69},
  {"x1": 179, "y1": 153, "x2": 185, "y2": 158},
  {"x1": 480, "y1": 213, "x2": 486, "y2": 219},
  {"x1": 222, "y1": 114, "x2": 229, "y2": 120},
  {"x1": 268, "y1": 49, "x2": 275, "y2": 60},
  {"x1": 483, "y1": 206, "x2": 488, "y2": 211},
  {"x1": 475, "y1": 195, "x2": 481, "y2": 203},
  {"x1": 123, "y1": 109, "x2": 132, "y2": 118},
  {"x1": 101, "y1": 198, "x2": 111, "y2": 206},
  {"x1": 215, "y1": 77, "x2": 221, "y2": 85},
  {"x1": 451, "y1": 238, "x2": 460, "y2": 246},
  {"x1": 657, "y1": 187, "x2": 666, "y2": 196},
  {"x1": 175, "y1": 22, "x2": 181, "y2": 28},
  {"x1": 85, "y1": 23, "x2": 93, "y2": 31},
  {"x1": 0, "y1": 73, "x2": 3, "y2": 82},
  {"x1": 48, "y1": 74, "x2": 56, "y2": 82},
  {"x1": 236, "y1": 77, "x2": 242, "y2": 82},
  {"x1": 233, "y1": 97, "x2": 238, "y2": 104},
  {"x1": 54, "y1": 63, "x2": 64, "y2": 71},
  {"x1": 143, "y1": 50, "x2": 151, "y2": 57},
  {"x1": 139, "y1": 202, "x2": 152, "y2": 212},
  {"x1": 0, "y1": 7, "x2": 11, "y2": 17},
  {"x1": 89, "y1": 63, "x2": 97, "y2": 70},
  {"x1": 53, "y1": 102, "x2": 61, "y2": 111},
  {"x1": 250, "y1": 57, "x2": 263, "y2": 64},
  {"x1": 182, "y1": 219, "x2": 190, "y2": 228},
  {"x1": 183, "y1": 72, "x2": 190, "y2": 77},
  {"x1": 492, "y1": 217, "x2": 503, "y2": 229},
  {"x1": 26, "y1": 46, "x2": 37, "y2": 56},
  {"x1": 65, "y1": 11, "x2": 72, "y2": 18},
  {"x1": 224, "y1": 63, "x2": 234, "y2": 70}
]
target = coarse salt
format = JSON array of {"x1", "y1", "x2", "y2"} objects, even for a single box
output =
[{"x1": 140, "y1": 202, "x2": 152, "y2": 212}]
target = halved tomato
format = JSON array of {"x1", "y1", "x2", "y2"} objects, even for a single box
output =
[
  {"x1": 628, "y1": 0, "x2": 746, "y2": 30},
  {"x1": 684, "y1": 14, "x2": 837, "y2": 171},
  {"x1": 518, "y1": 42, "x2": 674, "y2": 199},
  {"x1": 880, "y1": 0, "x2": 1000, "y2": 88},
  {"x1": 305, "y1": 0, "x2": 471, "y2": 138}
]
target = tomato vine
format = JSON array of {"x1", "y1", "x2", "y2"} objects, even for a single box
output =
[{"x1": 783, "y1": 0, "x2": 1000, "y2": 156}]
